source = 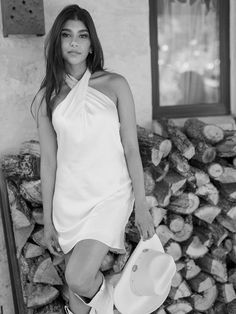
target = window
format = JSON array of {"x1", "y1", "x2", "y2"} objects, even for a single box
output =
[{"x1": 149, "y1": 0, "x2": 230, "y2": 118}]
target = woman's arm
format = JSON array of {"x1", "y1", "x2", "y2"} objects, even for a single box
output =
[
  {"x1": 35, "y1": 92, "x2": 61, "y2": 254},
  {"x1": 112, "y1": 74, "x2": 155, "y2": 240}
]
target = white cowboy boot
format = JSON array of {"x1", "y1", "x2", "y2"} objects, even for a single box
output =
[{"x1": 74, "y1": 274, "x2": 114, "y2": 314}]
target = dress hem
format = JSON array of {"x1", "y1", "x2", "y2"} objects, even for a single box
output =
[{"x1": 60, "y1": 234, "x2": 127, "y2": 255}]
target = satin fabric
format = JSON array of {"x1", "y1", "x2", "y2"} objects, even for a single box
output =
[{"x1": 52, "y1": 69, "x2": 135, "y2": 254}]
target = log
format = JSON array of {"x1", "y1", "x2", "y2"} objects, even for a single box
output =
[
  {"x1": 32, "y1": 207, "x2": 44, "y2": 225},
  {"x1": 171, "y1": 215, "x2": 193, "y2": 243},
  {"x1": 145, "y1": 195, "x2": 158, "y2": 208},
  {"x1": 227, "y1": 299, "x2": 236, "y2": 314},
  {"x1": 164, "y1": 240, "x2": 182, "y2": 261},
  {"x1": 20, "y1": 179, "x2": 42, "y2": 204},
  {"x1": 212, "y1": 301, "x2": 228, "y2": 314},
  {"x1": 152, "y1": 306, "x2": 167, "y2": 314},
  {"x1": 137, "y1": 125, "x2": 172, "y2": 167},
  {"x1": 211, "y1": 245, "x2": 230, "y2": 261},
  {"x1": 188, "y1": 272, "x2": 215, "y2": 293},
  {"x1": 168, "y1": 280, "x2": 192, "y2": 300},
  {"x1": 216, "y1": 134, "x2": 236, "y2": 157},
  {"x1": 184, "y1": 235, "x2": 208, "y2": 259},
  {"x1": 213, "y1": 166, "x2": 236, "y2": 184},
  {"x1": 100, "y1": 252, "x2": 115, "y2": 272},
  {"x1": 171, "y1": 271, "x2": 183, "y2": 288},
  {"x1": 208, "y1": 223, "x2": 229, "y2": 247},
  {"x1": 217, "y1": 283, "x2": 236, "y2": 303},
  {"x1": 27, "y1": 284, "x2": 59, "y2": 308},
  {"x1": 52, "y1": 254, "x2": 65, "y2": 267},
  {"x1": 29, "y1": 255, "x2": 63, "y2": 285},
  {"x1": 181, "y1": 258, "x2": 201, "y2": 280},
  {"x1": 112, "y1": 242, "x2": 132, "y2": 273},
  {"x1": 23, "y1": 242, "x2": 45, "y2": 259},
  {"x1": 167, "y1": 192, "x2": 199, "y2": 215},
  {"x1": 184, "y1": 118, "x2": 224, "y2": 144},
  {"x1": 195, "y1": 183, "x2": 219, "y2": 205},
  {"x1": 192, "y1": 285, "x2": 218, "y2": 312},
  {"x1": 150, "y1": 206, "x2": 166, "y2": 227},
  {"x1": 216, "y1": 214, "x2": 236, "y2": 233},
  {"x1": 197, "y1": 254, "x2": 228, "y2": 283},
  {"x1": 1, "y1": 154, "x2": 40, "y2": 179},
  {"x1": 193, "y1": 204, "x2": 221, "y2": 224},
  {"x1": 125, "y1": 220, "x2": 140, "y2": 244},
  {"x1": 228, "y1": 245, "x2": 236, "y2": 264},
  {"x1": 167, "y1": 214, "x2": 185, "y2": 233},
  {"x1": 149, "y1": 161, "x2": 170, "y2": 182},
  {"x1": 217, "y1": 197, "x2": 236, "y2": 216},
  {"x1": 229, "y1": 268, "x2": 236, "y2": 288},
  {"x1": 165, "y1": 300, "x2": 193, "y2": 314},
  {"x1": 153, "y1": 180, "x2": 171, "y2": 207},
  {"x1": 33, "y1": 299, "x2": 64, "y2": 314},
  {"x1": 224, "y1": 238, "x2": 233, "y2": 252},
  {"x1": 218, "y1": 182, "x2": 236, "y2": 201},
  {"x1": 206, "y1": 163, "x2": 224, "y2": 179},
  {"x1": 175, "y1": 260, "x2": 185, "y2": 273},
  {"x1": 190, "y1": 166, "x2": 210, "y2": 187},
  {"x1": 19, "y1": 140, "x2": 40, "y2": 157},
  {"x1": 163, "y1": 169, "x2": 186, "y2": 195},
  {"x1": 6, "y1": 180, "x2": 32, "y2": 228},
  {"x1": 168, "y1": 149, "x2": 191, "y2": 176},
  {"x1": 162, "y1": 119, "x2": 195, "y2": 159},
  {"x1": 190, "y1": 160, "x2": 223, "y2": 180},
  {"x1": 155, "y1": 225, "x2": 174, "y2": 246},
  {"x1": 31, "y1": 226, "x2": 47, "y2": 248},
  {"x1": 193, "y1": 226, "x2": 214, "y2": 247},
  {"x1": 13, "y1": 223, "x2": 35, "y2": 258},
  {"x1": 192, "y1": 140, "x2": 216, "y2": 164}
]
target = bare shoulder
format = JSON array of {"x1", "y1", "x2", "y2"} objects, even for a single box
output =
[{"x1": 91, "y1": 70, "x2": 128, "y2": 86}]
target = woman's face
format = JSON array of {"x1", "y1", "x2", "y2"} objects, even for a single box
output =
[{"x1": 61, "y1": 19, "x2": 91, "y2": 68}]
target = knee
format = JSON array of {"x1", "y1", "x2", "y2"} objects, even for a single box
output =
[{"x1": 65, "y1": 262, "x2": 95, "y2": 296}]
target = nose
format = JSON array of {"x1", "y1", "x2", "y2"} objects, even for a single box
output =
[{"x1": 70, "y1": 39, "x2": 79, "y2": 47}]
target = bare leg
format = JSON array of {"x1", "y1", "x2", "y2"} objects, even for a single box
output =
[{"x1": 64, "y1": 239, "x2": 110, "y2": 314}]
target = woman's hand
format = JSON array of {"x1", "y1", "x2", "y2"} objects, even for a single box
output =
[
  {"x1": 44, "y1": 222, "x2": 63, "y2": 256},
  {"x1": 134, "y1": 201, "x2": 155, "y2": 241}
]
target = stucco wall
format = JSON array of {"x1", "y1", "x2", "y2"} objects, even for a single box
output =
[{"x1": 0, "y1": 0, "x2": 151, "y2": 156}]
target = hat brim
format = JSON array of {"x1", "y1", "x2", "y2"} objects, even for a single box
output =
[{"x1": 114, "y1": 234, "x2": 171, "y2": 314}]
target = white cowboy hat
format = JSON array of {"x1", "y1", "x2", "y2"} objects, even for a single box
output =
[{"x1": 113, "y1": 234, "x2": 176, "y2": 314}]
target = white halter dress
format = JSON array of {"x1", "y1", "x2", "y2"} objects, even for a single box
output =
[{"x1": 52, "y1": 69, "x2": 135, "y2": 254}]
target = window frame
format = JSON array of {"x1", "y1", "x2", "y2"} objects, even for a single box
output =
[{"x1": 149, "y1": 0, "x2": 230, "y2": 119}]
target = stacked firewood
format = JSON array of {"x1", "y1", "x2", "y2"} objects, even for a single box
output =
[{"x1": 1, "y1": 118, "x2": 236, "y2": 313}]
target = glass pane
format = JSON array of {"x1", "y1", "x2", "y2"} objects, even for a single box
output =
[{"x1": 157, "y1": 0, "x2": 220, "y2": 107}]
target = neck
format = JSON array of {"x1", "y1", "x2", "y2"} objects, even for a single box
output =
[{"x1": 65, "y1": 63, "x2": 87, "y2": 80}]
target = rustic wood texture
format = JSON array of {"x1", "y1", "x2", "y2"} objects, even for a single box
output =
[{"x1": 2, "y1": 120, "x2": 236, "y2": 313}]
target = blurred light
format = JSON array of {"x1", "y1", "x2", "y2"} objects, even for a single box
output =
[
  {"x1": 183, "y1": 62, "x2": 189, "y2": 70},
  {"x1": 193, "y1": 50, "x2": 200, "y2": 56},
  {"x1": 162, "y1": 45, "x2": 169, "y2": 52},
  {"x1": 158, "y1": 59, "x2": 164, "y2": 65},
  {"x1": 214, "y1": 59, "x2": 220, "y2": 66},
  {"x1": 207, "y1": 62, "x2": 214, "y2": 70},
  {"x1": 190, "y1": 39, "x2": 198, "y2": 46}
]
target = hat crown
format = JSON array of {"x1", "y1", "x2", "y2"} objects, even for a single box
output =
[{"x1": 130, "y1": 249, "x2": 176, "y2": 296}]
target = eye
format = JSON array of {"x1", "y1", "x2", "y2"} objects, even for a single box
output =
[
  {"x1": 79, "y1": 33, "x2": 89, "y2": 39},
  {"x1": 61, "y1": 32, "x2": 70, "y2": 38}
]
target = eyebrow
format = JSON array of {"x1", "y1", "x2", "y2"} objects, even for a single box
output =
[{"x1": 61, "y1": 28, "x2": 89, "y2": 33}]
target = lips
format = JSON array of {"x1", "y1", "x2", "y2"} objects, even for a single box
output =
[{"x1": 68, "y1": 51, "x2": 81, "y2": 55}]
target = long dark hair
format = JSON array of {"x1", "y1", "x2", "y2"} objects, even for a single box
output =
[{"x1": 31, "y1": 4, "x2": 104, "y2": 126}]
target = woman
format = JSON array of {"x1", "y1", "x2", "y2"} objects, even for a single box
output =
[{"x1": 31, "y1": 4, "x2": 155, "y2": 314}]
